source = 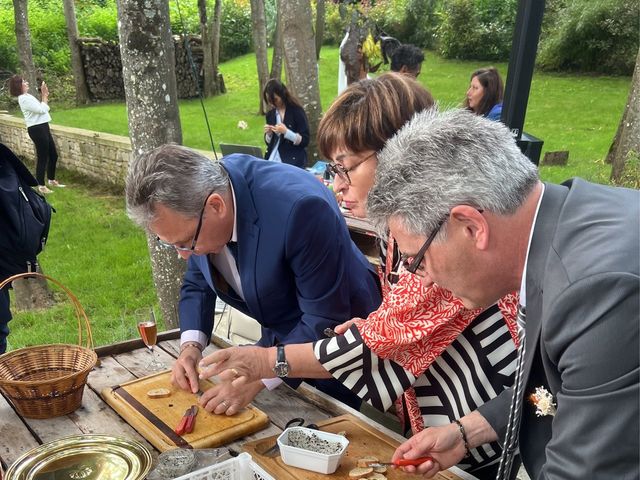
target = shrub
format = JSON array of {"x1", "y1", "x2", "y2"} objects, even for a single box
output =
[
  {"x1": 437, "y1": 0, "x2": 517, "y2": 61},
  {"x1": 405, "y1": 0, "x2": 442, "y2": 49},
  {"x1": 219, "y1": 0, "x2": 253, "y2": 61},
  {"x1": 537, "y1": 0, "x2": 639, "y2": 75}
]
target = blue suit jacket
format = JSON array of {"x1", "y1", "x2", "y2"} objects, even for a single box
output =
[{"x1": 179, "y1": 154, "x2": 381, "y2": 350}]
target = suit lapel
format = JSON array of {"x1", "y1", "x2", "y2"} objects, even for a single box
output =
[
  {"x1": 222, "y1": 160, "x2": 261, "y2": 318},
  {"x1": 521, "y1": 182, "x2": 570, "y2": 393}
]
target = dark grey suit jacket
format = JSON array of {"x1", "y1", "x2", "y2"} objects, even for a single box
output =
[{"x1": 479, "y1": 179, "x2": 640, "y2": 479}]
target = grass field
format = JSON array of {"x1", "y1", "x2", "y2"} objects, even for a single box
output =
[{"x1": 5, "y1": 47, "x2": 632, "y2": 350}]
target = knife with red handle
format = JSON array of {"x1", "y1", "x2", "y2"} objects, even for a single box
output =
[
  {"x1": 175, "y1": 405, "x2": 197, "y2": 435},
  {"x1": 368, "y1": 457, "x2": 433, "y2": 467}
]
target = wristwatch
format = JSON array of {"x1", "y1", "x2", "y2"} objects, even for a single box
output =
[{"x1": 272, "y1": 344, "x2": 289, "y2": 378}]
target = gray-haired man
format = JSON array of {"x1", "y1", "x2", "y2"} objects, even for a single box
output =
[{"x1": 367, "y1": 109, "x2": 639, "y2": 479}]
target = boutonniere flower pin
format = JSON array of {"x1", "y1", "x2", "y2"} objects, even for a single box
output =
[{"x1": 528, "y1": 386, "x2": 556, "y2": 417}]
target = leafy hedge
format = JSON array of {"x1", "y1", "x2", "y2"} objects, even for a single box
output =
[
  {"x1": 437, "y1": 0, "x2": 517, "y2": 61},
  {"x1": 537, "y1": 0, "x2": 639, "y2": 75}
]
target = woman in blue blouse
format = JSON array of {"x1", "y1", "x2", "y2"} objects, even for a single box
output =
[
  {"x1": 464, "y1": 67, "x2": 504, "y2": 121},
  {"x1": 263, "y1": 79, "x2": 310, "y2": 168}
]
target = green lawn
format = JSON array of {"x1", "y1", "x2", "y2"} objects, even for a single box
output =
[
  {"x1": 47, "y1": 47, "x2": 631, "y2": 183},
  {"x1": 5, "y1": 47, "x2": 632, "y2": 350}
]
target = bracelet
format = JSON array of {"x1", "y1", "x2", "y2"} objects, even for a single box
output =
[
  {"x1": 453, "y1": 419, "x2": 470, "y2": 458},
  {"x1": 180, "y1": 341, "x2": 203, "y2": 354}
]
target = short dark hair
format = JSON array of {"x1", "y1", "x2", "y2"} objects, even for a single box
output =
[
  {"x1": 390, "y1": 44, "x2": 425, "y2": 73},
  {"x1": 464, "y1": 67, "x2": 504, "y2": 117},
  {"x1": 8, "y1": 75, "x2": 23, "y2": 97}
]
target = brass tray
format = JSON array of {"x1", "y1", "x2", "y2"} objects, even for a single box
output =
[{"x1": 5, "y1": 435, "x2": 152, "y2": 480}]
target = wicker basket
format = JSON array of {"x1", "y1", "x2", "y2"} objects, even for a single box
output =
[{"x1": 0, "y1": 273, "x2": 97, "y2": 419}]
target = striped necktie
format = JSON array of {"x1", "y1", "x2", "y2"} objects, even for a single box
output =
[{"x1": 496, "y1": 304, "x2": 527, "y2": 480}]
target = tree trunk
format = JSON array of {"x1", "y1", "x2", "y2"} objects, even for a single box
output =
[
  {"x1": 116, "y1": 0, "x2": 185, "y2": 330},
  {"x1": 341, "y1": 12, "x2": 365, "y2": 86},
  {"x1": 63, "y1": 0, "x2": 90, "y2": 105},
  {"x1": 199, "y1": 0, "x2": 215, "y2": 97},
  {"x1": 12, "y1": 0, "x2": 37, "y2": 93},
  {"x1": 608, "y1": 48, "x2": 640, "y2": 184},
  {"x1": 278, "y1": 0, "x2": 322, "y2": 165},
  {"x1": 269, "y1": 2, "x2": 283, "y2": 81},
  {"x1": 250, "y1": 0, "x2": 269, "y2": 114},
  {"x1": 270, "y1": 11, "x2": 283, "y2": 81},
  {"x1": 315, "y1": 0, "x2": 325, "y2": 61},
  {"x1": 211, "y1": 0, "x2": 223, "y2": 93},
  {"x1": 12, "y1": 264, "x2": 54, "y2": 311}
]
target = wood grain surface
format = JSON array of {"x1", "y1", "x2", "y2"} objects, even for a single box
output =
[
  {"x1": 244, "y1": 414, "x2": 463, "y2": 480},
  {"x1": 101, "y1": 370, "x2": 269, "y2": 451}
]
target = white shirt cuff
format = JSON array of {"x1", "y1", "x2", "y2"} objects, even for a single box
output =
[{"x1": 180, "y1": 330, "x2": 209, "y2": 350}]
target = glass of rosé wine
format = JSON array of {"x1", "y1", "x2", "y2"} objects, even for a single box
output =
[{"x1": 138, "y1": 310, "x2": 162, "y2": 370}]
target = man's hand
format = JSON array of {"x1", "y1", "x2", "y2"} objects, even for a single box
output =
[
  {"x1": 171, "y1": 345, "x2": 202, "y2": 394},
  {"x1": 199, "y1": 379, "x2": 265, "y2": 415},
  {"x1": 391, "y1": 423, "x2": 467, "y2": 478}
]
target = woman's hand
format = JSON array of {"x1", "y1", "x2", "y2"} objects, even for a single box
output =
[
  {"x1": 263, "y1": 124, "x2": 273, "y2": 134},
  {"x1": 40, "y1": 81, "x2": 49, "y2": 102},
  {"x1": 272, "y1": 123, "x2": 287, "y2": 135},
  {"x1": 334, "y1": 317, "x2": 363, "y2": 335},
  {"x1": 199, "y1": 346, "x2": 272, "y2": 387}
]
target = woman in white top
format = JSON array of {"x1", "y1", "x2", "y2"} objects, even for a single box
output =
[{"x1": 9, "y1": 75, "x2": 64, "y2": 194}]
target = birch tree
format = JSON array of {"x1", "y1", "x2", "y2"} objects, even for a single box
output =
[{"x1": 117, "y1": 0, "x2": 185, "y2": 329}]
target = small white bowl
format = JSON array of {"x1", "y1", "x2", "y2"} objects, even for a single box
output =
[{"x1": 277, "y1": 427, "x2": 349, "y2": 474}]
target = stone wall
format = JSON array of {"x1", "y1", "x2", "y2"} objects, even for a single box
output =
[
  {"x1": 0, "y1": 114, "x2": 216, "y2": 189},
  {"x1": 0, "y1": 114, "x2": 132, "y2": 188}
]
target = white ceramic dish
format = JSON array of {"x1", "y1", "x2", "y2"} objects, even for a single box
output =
[{"x1": 277, "y1": 427, "x2": 349, "y2": 474}]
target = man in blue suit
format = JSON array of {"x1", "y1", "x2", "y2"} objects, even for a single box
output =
[{"x1": 126, "y1": 144, "x2": 381, "y2": 414}]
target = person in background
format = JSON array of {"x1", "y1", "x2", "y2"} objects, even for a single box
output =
[
  {"x1": 125, "y1": 144, "x2": 381, "y2": 414},
  {"x1": 364, "y1": 108, "x2": 639, "y2": 479},
  {"x1": 202, "y1": 75, "x2": 520, "y2": 479},
  {"x1": 263, "y1": 79, "x2": 310, "y2": 169},
  {"x1": 390, "y1": 44, "x2": 425, "y2": 78},
  {"x1": 464, "y1": 67, "x2": 504, "y2": 121},
  {"x1": 8, "y1": 75, "x2": 65, "y2": 194}
]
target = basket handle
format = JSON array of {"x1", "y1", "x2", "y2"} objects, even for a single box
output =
[{"x1": 0, "y1": 272, "x2": 94, "y2": 350}]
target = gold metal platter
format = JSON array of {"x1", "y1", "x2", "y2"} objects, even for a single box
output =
[{"x1": 5, "y1": 435, "x2": 152, "y2": 480}]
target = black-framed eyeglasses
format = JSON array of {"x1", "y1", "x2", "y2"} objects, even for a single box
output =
[
  {"x1": 402, "y1": 215, "x2": 448, "y2": 275},
  {"x1": 156, "y1": 190, "x2": 213, "y2": 252},
  {"x1": 326, "y1": 151, "x2": 376, "y2": 185}
]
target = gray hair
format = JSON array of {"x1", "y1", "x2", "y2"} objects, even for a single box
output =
[
  {"x1": 367, "y1": 108, "x2": 539, "y2": 238},
  {"x1": 125, "y1": 144, "x2": 230, "y2": 229}
]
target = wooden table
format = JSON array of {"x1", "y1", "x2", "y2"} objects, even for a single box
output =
[{"x1": 0, "y1": 330, "x2": 475, "y2": 479}]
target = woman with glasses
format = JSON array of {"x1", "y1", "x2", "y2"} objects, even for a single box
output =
[{"x1": 202, "y1": 73, "x2": 519, "y2": 479}]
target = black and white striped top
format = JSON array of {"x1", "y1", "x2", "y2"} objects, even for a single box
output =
[{"x1": 313, "y1": 304, "x2": 517, "y2": 479}]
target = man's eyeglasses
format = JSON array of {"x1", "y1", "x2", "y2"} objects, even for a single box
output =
[
  {"x1": 326, "y1": 152, "x2": 376, "y2": 185},
  {"x1": 402, "y1": 215, "x2": 448, "y2": 274},
  {"x1": 156, "y1": 191, "x2": 212, "y2": 252}
]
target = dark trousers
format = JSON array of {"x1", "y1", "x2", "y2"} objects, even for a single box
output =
[
  {"x1": 27, "y1": 122, "x2": 58, "y2": 185},
  {"x1": 0, "y1": 283, "x2": 11, "y2": 354}
]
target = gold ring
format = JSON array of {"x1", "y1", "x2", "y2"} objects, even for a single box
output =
[{"x1": 230, "y1": 368, "x2": 240, "y2": 378}]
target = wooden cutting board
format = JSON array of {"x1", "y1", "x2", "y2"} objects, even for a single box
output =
[
  {"x1": 243, "y1": 414, "x2": 463, "y2": 480},
  {"x1": 101, "y1": 370, "x2": 269, "y2": 451}
]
